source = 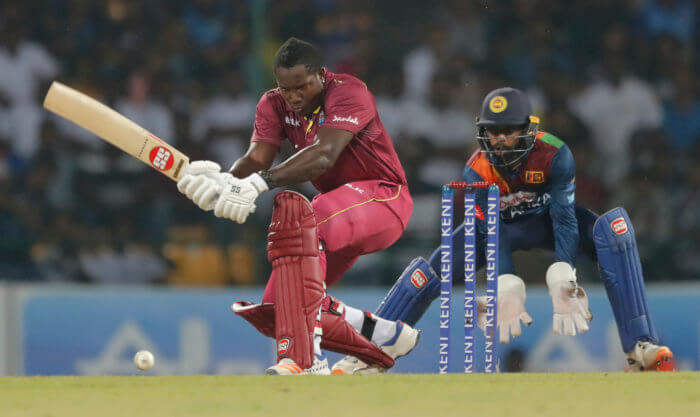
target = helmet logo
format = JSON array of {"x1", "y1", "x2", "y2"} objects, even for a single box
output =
[{"x1": 489, "y1": 96, "x2": 508, "y2": 113}]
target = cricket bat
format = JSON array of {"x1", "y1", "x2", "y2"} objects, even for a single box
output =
[{"x1": 43, "y1": 81, "x2": 189, "y2": 181}]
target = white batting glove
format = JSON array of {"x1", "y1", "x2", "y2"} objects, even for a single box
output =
[
  {"x1": 477, "y1": 274, "x2": 533, "y2": 344},
  {"x1": 177, "y1": 161, "x2": 223, "y2": 211},
  {"x1": 213, "y1": 173, "x2": 268, "y2": 224},
  {"x1": 546, "y1": 262, "x2": 593, "y2": 336}
]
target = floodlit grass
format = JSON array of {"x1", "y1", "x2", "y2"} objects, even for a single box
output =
[{"x1": 1, "y1": 372, "x2": 698, "y2": 417}]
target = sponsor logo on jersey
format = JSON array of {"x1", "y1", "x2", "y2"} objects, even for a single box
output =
[
  {"x1": 344, "y1": 183, "x2": 365, "y2": 194},
  {"x1": 489, "y1": 95, "x2": 508, "y2": 113},
  {"x1": 499, "y1": 191, "x2": 551, "y2": 219},
  {"x1": 525, "y1": 170, "x2": 545, "y2": 183},
  {"x1": 332, "y1": 115, "x2": 359, "y2": 125},
  {"x1": 149, "y1": 146, "x2": 174, "y2": 171},
  {"x1": 285, "y1": 116, "x2": 301, "y2": 127},
  {"x1": 278, "y1": 338, "x2": 291, "y2": 356},
  {"x1": 611, "y1": 217, "x2": 628, "y2": 235},
  {"x1": 410, "y1": 270, "x2": 428, "y2": 289}
]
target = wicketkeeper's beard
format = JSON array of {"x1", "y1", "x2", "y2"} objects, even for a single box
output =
[{"x1": 478, "y1": 139, "x2": 527, "y2": 167}]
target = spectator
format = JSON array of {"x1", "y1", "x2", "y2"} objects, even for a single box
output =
[
  {"x1": 115, "y1": 70, "x2": 175, "y2": 146},
  {"x1": 370, "y1": 71, "x2": 406, "y2": 140},
  {"x1": 0, "y1": 20, "x2": 58, "y2": 158},
  {"x1": 190, "y1": 71, "x2": 255, "y2": 168},
  {"x1": 402, "y1": 71, "x2": 475, "y2": 186},
  {"x1": 402, "y1": 25, "x2": 449, "y2": 102},
  {"x1": 0, "y1": 20, "x2": 59, "y2": 105},
  {"x1": 663, "y1": 66, "x2": 700, "y2": 151},
  {"x1": 568, "y1": 44, "x2": 663, "y2": 187},
  {"x1": 640, "y1": 0, "x2": 696, "y2": 46},
  {"x1": 0, "y1": 1, "x2": 697, "y2": 283},
  {"x1": 182, "y1": 0, "x2": 231, "y2": 47}
]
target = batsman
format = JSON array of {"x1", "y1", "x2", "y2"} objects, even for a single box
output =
[
  {"x1": 335, "y1": 87, "x2": 675, "y2": 373},
  {"x1": 175, "y1": 38, "x2": 419, "y2": 375}
]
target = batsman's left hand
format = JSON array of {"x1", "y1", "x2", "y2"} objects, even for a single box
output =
[{"x1": 477, "y1": 274, "x2": 533, "y2": 344}]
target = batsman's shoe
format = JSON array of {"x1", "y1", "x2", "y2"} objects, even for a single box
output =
[
  {"x1": 625, "y1": 341, "x2": 676, "y2": 372},
  {"x1": 331, "y1": 355, "x2": 366, "y2": 375},
  {"x1": 266, "y1": 355, "x2": 331, "y2": 375},
  {"x1": 332, "y1": 322, "x2": 421, "y2": 374}
]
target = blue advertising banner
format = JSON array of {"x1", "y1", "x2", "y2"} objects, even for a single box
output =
[
  {"x1": 15, "y1": 285, "x2": 700, "y2": 375},
  {"x1": 19, "y1": 288, "x2": 274, "y2": 375}
]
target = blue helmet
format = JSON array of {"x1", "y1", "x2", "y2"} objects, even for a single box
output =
[{"x1": 475, "y1": 87, "x2": 540, "y2": 167}]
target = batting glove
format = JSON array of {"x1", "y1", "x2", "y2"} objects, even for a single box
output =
[
  {"x1": 177, "y1": 160, "x2": 223, "y2": 211},
  {"x1": 213, "y1": 173, "x2": 268, "y2": 224}
]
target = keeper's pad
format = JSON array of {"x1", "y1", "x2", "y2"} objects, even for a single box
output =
[
  {"x1": 375, "y1": 257, "x2": 440, "y2": 326},
  {"x1": 268, "y1": 191, "x2": 325, "y2": 369},
  {"x1": 232, "y1": 298, "x2": 394, "y2": 368},
  {"x1": 593, "y1": 207, "x2": 658, "y2": 353}
]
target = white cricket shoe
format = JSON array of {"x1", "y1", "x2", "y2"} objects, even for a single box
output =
[
  {"x1": 331, "y1": 321, "x2": 421, "y2": 375},
  {"x1": 625, "y1": 341, "x2": 676, "y2": 372},
  {"x1": 266, "y1": 355, "x2": 331, "y2": 375}
]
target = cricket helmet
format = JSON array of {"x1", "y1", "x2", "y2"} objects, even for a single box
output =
[{"x1": 475, "y1": 87, "x2": 540, "y2": 167}]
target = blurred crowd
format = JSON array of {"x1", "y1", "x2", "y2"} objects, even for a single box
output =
[{"x1": 0, "y1": 0, "x2": 698, "y2": 286}]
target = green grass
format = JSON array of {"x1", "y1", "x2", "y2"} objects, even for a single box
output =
[{"x1": 1, "y1": 373, "x2": 698, "y2": 417}]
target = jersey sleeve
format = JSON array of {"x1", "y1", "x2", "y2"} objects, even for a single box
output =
[
  {"x1": 251, "y1": 93, "x2": 284, "y2": 146},
  {"x1": 549, "y1": 144, "x2": 579, "y2": 267},
  {"x1": 322, "y1": 83, "x2": 374, "y2": 134}
]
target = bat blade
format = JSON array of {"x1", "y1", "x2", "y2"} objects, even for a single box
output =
[{"x1": 43, "y1": 81, "x2": 189, "y2": 181}]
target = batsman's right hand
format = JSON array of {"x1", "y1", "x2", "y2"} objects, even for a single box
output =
[
  {"x1": 177, "y1": 160, "x2": 223, "y2": 211},
  {"x1": 477, "y1": 274, "x2": 533, "y2": 344}
]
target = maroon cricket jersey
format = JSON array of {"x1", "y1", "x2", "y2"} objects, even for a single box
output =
[{"x1": 250, "y1": 69, "x2": 408, "y2": 193}]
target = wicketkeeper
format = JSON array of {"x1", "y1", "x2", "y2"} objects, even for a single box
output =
[{"x1": 334, "y1": 87, "x2": 675, "y2": 374}]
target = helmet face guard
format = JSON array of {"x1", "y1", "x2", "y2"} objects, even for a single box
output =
[{"x1": 475, "y1": 116, "x2": 540, "y2": 167}]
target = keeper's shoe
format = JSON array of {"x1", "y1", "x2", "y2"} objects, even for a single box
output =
[
  {"x1": 625, "y1": 341, "x2": 676, "y2": 372},
  {"x1": 266, "y1": 355, "x2": 331, "y2": 375},
  {"x1": 331, "y1": 321, "x2": 421, "y2": 375}
]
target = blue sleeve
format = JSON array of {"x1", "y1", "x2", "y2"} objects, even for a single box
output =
[{"x1": 549, "y1": 145, "x2": 578, "y2": 267}]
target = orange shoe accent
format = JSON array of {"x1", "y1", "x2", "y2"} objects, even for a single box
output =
[
  {"x1": 645, "y1": 347, "x2": 676, "y2": 372},
  {"x1": 278, "y1": 363, "x2": 304, "y2": 374},
  {"x1": 331, "y1": 369, "x2": 346, "y2": 375}
]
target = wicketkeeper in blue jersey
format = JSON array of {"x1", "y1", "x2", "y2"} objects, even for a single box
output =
[{"x1": 332, "y1": 87, "x2": 675, "y2": 374}]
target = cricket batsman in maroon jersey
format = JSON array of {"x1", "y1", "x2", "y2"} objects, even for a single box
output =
[{"x1": 176, "y1": 38, "x2": 420, "y2": 375}]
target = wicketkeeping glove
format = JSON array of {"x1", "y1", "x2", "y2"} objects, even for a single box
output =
[
  {"x1": 477, "y1": 274, "x2": 533, "y2": 344},
  {"x1": 546, "y1": 261, "x2": 593, "y2": 336}
]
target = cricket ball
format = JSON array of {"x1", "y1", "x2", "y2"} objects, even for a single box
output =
[{"x1": 134, "y1": 350, "x2": 155, "y2": 371}]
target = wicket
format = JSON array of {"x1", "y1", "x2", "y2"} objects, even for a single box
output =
[{"x1": 439, "y1": 181, "x2": 500, "y2": 374}]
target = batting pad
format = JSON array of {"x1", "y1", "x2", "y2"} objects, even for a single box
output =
[
  {"x1": 268, "y1": 191, "x2": 325, "y2": 369},
  {"x1": 322, "y1": 297, "x2": 395, "y2": 368},
  {"x1": 593, "y1": 207, "x2": 658, "y2": 352},
  {"x1": 232, "y1": 298, "x2": 394, "y2": 368}
]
